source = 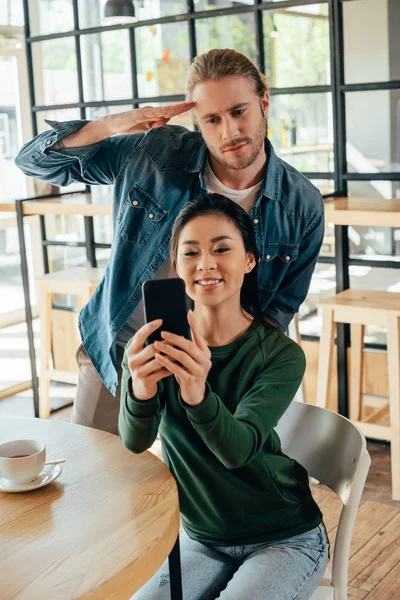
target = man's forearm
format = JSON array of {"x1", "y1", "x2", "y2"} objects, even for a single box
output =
[{"x1": 50, "y1": 118, "x2": 113, "y2": 150}]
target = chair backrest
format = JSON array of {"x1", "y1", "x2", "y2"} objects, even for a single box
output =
[
  {"x1": 275, "y1": 402, "x2": 367, "y2": 503},
  {"x1": 275, "y1": 402, "x2": 371, "y2": 600}
]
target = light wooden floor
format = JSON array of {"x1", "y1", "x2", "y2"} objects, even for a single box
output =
[{"x1": 310, "y1": 482, "x2": 400, "y2": 599}]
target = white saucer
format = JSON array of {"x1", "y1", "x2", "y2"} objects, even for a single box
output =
[{"x1": 0, "y1": 464, "x2": 62, "y2": 493}]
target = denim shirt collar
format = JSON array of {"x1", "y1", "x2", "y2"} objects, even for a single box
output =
[{"x1": 184, "y1": 136, "x2": 280, "y2": 202}]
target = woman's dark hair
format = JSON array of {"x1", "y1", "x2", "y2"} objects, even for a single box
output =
[{"x1": 170, "y1": 193, "x2": 264, "y2": 322}]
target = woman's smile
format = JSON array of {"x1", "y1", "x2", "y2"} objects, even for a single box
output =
[{"x1": 194, "y1": 277, "x2": 223, "y2": 291}]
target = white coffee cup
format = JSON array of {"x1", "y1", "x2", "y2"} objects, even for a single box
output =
[{"x1": 0, "y1": 439, "x2": 46, "y2": 485}]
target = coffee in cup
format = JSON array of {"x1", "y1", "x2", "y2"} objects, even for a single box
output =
[{"x1": 0, "y1": 440, "x2": 46, "y2": 485}]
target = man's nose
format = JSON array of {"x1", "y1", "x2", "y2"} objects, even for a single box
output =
[{"x1": 221, "y1": 117, "x2": 240, "y2": 142}]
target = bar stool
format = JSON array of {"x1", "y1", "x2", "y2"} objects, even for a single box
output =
[
  {"x1": 288, "y1": 313, "x2": 306, "y2": 403},
  {"x1": 316, "y1": 289, "x2": 400, "y2": 500},
  {"x1": 38, "y1": 267, "x2": 104, "y2": 419}
]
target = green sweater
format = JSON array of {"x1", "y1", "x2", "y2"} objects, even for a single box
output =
[{"x1": 119, "y1": 321, "x2": 322, "y2": 546}]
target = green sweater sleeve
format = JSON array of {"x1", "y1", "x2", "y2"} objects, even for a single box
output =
[
  {"x1": 118, "y1": 347, "x2": 164, "y2": 454},
  {"x1": 178, "y1": 341, "x2": 306, "y2": 470}
]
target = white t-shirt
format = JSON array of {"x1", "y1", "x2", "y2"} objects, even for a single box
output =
[{"x1": 116, "y1": 162, "x2": 264, "y2": 346}]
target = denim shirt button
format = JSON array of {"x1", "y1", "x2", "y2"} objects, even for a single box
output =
[
  {"x1": 132, "y1": 200, "x2": 138, "y2": 206},
  {"x1": 46, "y1": 139, "x2": 52, "y2": 145},
  {"x1": 133, "y1": 295, "x2": 138, "y2": 300},
  {"x1": 253, "y1": 218, "x2": 259, "y2": 224},
  {"x1": 148, "y1": 213, "x2": 155, "y2": 219},
  {"x1": 285, "y1": 255, "x2": 291, "y2": 261},
  {"x1": 266, "y1": 254, "x2": 271, "y2": 260},
  {"x1": 152, "y1": 263, "x2": 157, "y2": 268}
]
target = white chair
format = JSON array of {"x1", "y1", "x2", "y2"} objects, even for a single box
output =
[{"x1": 275, "y1": 402, "x2": 371, "y2": 600}]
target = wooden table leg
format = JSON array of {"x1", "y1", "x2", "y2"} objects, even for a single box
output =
[{"x1": 168, "y1": 535, "x2": 183, "y2": 600}]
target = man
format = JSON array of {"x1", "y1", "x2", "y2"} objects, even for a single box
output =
[{"x1": 16, "y1": 49, "x2": 324, "y2": 434}]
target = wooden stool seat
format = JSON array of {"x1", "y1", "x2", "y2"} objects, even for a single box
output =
[
  {"x1": 316, "y1": 289, "x2": 400, "y2": 500},
  {"x1": 38, "y1": 267, "x2": 104, "y2": 419}
]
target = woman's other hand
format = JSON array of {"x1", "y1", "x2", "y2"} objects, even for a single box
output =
[
  {"x1": 127, "y1": 320, "x2": 172, "y2": 400},
  {"x1": 154, "y1": 311, "x2": 211, "y2": 406}
]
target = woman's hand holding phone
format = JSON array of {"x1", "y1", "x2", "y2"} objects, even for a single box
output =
[
  {"x1": 127, "y1": 320, "x2": 172, "y2": 400},
  {"x1": 154, "y1": 311, "x2": 212, "y2": 406}
]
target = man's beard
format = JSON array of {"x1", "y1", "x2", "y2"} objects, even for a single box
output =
[{"x1": 208, "y1": 117, "x2": 267, "y2": 172}]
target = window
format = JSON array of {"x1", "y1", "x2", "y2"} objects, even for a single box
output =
[
  {"x1": 81, "y1": 31, "x2": 132, "y2": 102},
  {"x1": 269, "y1": 93, "x2": 333, "y2": 172},
  {"x1": 16, "y1": 0, "x2": 400, "y2": 341},
  {"x1": 29, "y1": 0, "x2": 74, "y2": 36},
  {"x1": 136, "y1": 22, "x2": 190, "y2": 98},
  {"x1": 196, "y1": 14, "x2": 257, "y2": 64},
  {"x1": 263, "y1": 4, "x2": 330, "y2": 88},
  {"x1": 32, "y1": 38, "x2": 79, "y2": 105}
]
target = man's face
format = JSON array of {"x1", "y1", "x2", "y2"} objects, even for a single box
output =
[{"x1": 192, "y1": 75, "x2": 269, "y2": 171}]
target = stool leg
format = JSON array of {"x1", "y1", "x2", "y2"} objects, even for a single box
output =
[
  {"x1": 288, "y1": 315, "x2": 306, "y2": 403},
  {"x1": 387, "y1": 315, "x2": 400, "y2": 501},
  {"x1": 39, "y1": 289, "x2": 52, "y2": 419},
  {"x1": 316, "y1": 308, "x2": 336, "y2": 410},
  {"x1": 76, "y1": 289, "x2": 92, "y2": 313},
  {"x1": 350, "y1": 324, "x2": 365, "y2": 421}
]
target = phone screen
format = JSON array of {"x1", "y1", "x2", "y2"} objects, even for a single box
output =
[{"x1": 142, "y1": 278, "x2": 191, "y2": 343}]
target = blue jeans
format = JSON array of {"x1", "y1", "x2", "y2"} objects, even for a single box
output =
[{"x1": 132, "y1": 524, "x2": 330, "y2": 600}]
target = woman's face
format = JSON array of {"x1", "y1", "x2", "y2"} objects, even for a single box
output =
[{"x1": 175, "y1": 213, "x2": 256, "y2": 308}]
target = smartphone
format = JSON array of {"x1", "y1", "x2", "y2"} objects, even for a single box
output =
[{"x1": 142, "y1": 278, "x2": 191, "y2": 344}]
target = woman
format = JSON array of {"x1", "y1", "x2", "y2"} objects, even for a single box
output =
[{"x1": 119, "y1": 193, "x2": 329, "y2": 600}]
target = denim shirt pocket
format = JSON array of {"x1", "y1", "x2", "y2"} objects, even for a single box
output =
[
  {"x1": 259, "y1": 244, "x2": 299, "y2": 291},
  {"x1": 117, "y1": 184, "x2": 167, "y2": 246}
]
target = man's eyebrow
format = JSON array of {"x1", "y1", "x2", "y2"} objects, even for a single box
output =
[
  {"x1": 200, "y1": 103, "x2": 250, "y2": 121},
  {"x1": 181, "y1": 235, "x2": 234, "y2": 245}
]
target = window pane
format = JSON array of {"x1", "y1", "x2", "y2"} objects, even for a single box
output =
[
  {"x1": 137, "y1": 0, "x2": 187, "y2": 19},
  {"x1": 312, "y1": 179, "x2": 335, "y2": 196},
  {"x1": 32, "y1": 38, "x2": 79, "y2": 105},
  {"x1": 344, "y1": 0, "x2": 399, "y2": 84},
  {"x1": 85, "y1": 104, "x2": 133, "y2": 121},
  {"x1": 136, "y1": 23, "x2": 190, "y2": 97},
  {"x1": 263, "y1": 4, "x2": 330, "y2": 88},
  {"x1": 346, "y1": 91, "x2": 400, "y2": 174},
  {"x1": 0, "y1": 0, "x2": 24, "y2": 25},
  {"x1": 78, "y1": 0, "x2": 187, "y2": 29},
  {"x1": 36, "y1": 108, "x2": 81, "y2": 134},
  {"x1": 138, "y1": 102, "x2": 194, "y2": 130},
  {"x1": 0, "y1": 222, "x2": 25, "y2": 314},
  {"x1": 96, "y1": 247, "x2": 112, "y2": 268},
  {"x1": 29, "y1": 0, "x2": 74, "y2": 35},
  {"x1": 0, "y1": 56, "x2": 27, "y2": 202},
  {"x1": 348, "y1": 224, "x2": 400, "y2": 261},
  {"x1": 346, "y1": 185, "x2": 400, "y2": 261},
  {"x1": 195, "y1": 0, "x2": 253, "y2": 11},
  {"x1": 196, "y1": 14, "x2": 257, "y2": 64},
  {"x1": 269, "y1": 93, "x2": 333, "y2": 172},
  {"x1": 347, "y1": 181, "x2": 400, "y2": 200},
  {"x1": 81, "y1": 31, "x2": 132, "y2": 102},
  {"x1": 35, "y1": 110, "x2": 86, "y2": 195}
]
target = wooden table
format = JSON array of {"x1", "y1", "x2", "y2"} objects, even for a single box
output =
[
  {"x1": 325, "y1": 196, "x2": 400, "y2": 227},
  {"x1": 20, "y1": 193, "x2": 112, "y2": 217},
  {"x1": 0, "y1": 417, "x2": 181, "y2": 600},
  {"x1": 15, "y1": 193, "x2": 112, "y2": 417},
  {"x1": 323, "y1": 195, "x2": 400, "y2": 418}
]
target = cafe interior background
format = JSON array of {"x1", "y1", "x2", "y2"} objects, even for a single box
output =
[{"x1": 0, "y1": 0, "x2": 399, "y2": 596}]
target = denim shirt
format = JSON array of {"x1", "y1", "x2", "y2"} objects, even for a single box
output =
[{"x1": 15, "y1": 120, "x2": 324, "y2": 394}]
